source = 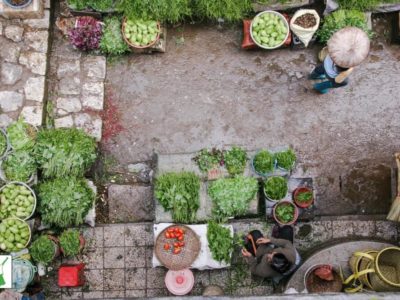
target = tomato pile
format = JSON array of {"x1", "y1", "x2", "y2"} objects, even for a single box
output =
[{"x1": 163, "y1": 226, "x2": 186, "y2": 255}]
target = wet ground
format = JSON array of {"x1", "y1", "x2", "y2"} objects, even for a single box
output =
[{"x1": 103, "y1": 18, "x2": 400, "y2": 216}]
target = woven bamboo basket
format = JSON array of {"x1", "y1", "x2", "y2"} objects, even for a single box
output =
[
  {"x1": 349, "y1": 250, "x2": 378, "y2": 290},
  {"x1": 369, "y1": 247, "x2": 400, "y2": 292}
]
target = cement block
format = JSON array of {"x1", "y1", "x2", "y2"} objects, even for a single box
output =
[{"x1": 0, "y1": 0, "x2": 43, "y2": 19}]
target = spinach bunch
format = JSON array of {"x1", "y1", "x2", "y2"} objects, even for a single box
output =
[
  {"x1": 34, "y1": 128, "x2": 97, "y2": 178},
  {"x1": 224, "y1": 146, "x2": 247, "y2": 176},
  {"x1": 59, "y1": 229, "x2": 81, "y2": 257},
  {"x1": 7, "y1": 119, "x2": 36, "y2": 151},
  {"x1": 3, "y1": 150, "x2": 36, "y2": 182},
  {"x1": 155, "y1": 172, "x2": 200, "y2": 223},
  {"x1": 30, "y1": 235, "x2": 56, "y2": 265},
  {"x1": 100, "y1": 16, "x2": 130, "y2": 55},
  {"x1": 264, "y1": 176, "x2": 288, "y2": 200},
  {"x1": 275, "y1": 148, "x2": 296, "y2": 171},
  {"x1": 208, "y1": 176, "x2": 258, "y2": 219},
  {"x1": 38, "y1": 178, "x2": 95, "y2": 228},
  {"x1": 207, "y1": 221, "x2": 233, "y2": 264}
]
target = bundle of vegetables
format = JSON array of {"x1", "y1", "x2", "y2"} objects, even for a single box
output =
[
  {"x1": 0, "y1": 218, "x2": 30, "y2": 252},
  {"x1": 264, "y1": 176, "x2": 288, "y2": 200},
  {"x1": 68, "y1": 16, "x2": 103, "y2": 51},
  {"x1": 7, "y1": 119, "x2": 36, "y2": 151},
  {"x1": 37, "y1": 178, "x2": 95, "y2": 228},
  {"x1": 251, "y1": 11, "x2": 288, "y2": 48},
  {"x1": 100, "y1": 16, "x2": 130, "y2": 55},
  {"x1": 29, "y1": 235, "x2": 57, "y2": 265},
  {"x1": 224, "y1": 146, "x2": 247, "y2": 176},
  {"x1": 193, "y1": 148, "x2": 224, "y2": 173},
  {"x1": 34, "y1": 128, "x2": 97, "y2": 178},
  {"x1": 253, "y1": 150, "x2": 274, "y2": 175},
  {"x1": 0, "y1": 130, "x2": 7, "y2": 157},
  {"x1": 0, "y1": 183, "x2": 35, "y2": 220},
  {"x1": 123, "y1": 18, "x2": 160, "y2": 48},
  {"x1": 317, "y1": 10, "x2": 372, "y2": 44},
  {"x1": 155, "y1": 172, "x2": 200, "y2": 223},
  {"x1": 59, "y1": 229, "x2": 83, "y2": 257},
  {"x1": 207, "y1": 221, "x2": 233, "y2": 264},
  {"x1": 208, "y1": 176, "x2": 258, "y2": 219},
  {"x1": 275, "y1": 148, "x2": 296, "y2": 171},
  {"x1": 2, "y1": 151, "x2": 36, "y2": 182}
]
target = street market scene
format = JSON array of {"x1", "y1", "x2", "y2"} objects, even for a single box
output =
[{"x1": 1, "y1": 0, "x2": 400, "y2": 299}]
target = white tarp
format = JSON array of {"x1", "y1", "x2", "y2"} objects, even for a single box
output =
[
  {"x1": 152, "y1": 223, "x2": 233, "y2": 270},
  {"x1": 290, "y1": 9, "x2": 320, "y2": 47}
]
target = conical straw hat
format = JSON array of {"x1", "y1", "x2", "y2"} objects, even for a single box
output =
[{"x1": 328, "y1": 27, "x2": 370, "y2": 68}]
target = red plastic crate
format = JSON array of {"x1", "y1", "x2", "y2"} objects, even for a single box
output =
[{"x1": 58, "y1": 263, "x2": 85, "y2": 287}]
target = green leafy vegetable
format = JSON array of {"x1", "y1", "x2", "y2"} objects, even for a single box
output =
[
  {"x1": 0, "y1": 183, "x2": 35, "y2": 220},
  {"x1": 59, "y1": 229, "x2": 82, "y2": 257},
  {"x1": 0, "y1": 218, "x2": 30, "y2": 252},
  {"x1": 30, "y1": 235, "x2": 56, "y2": 265},
  {"x1": 38, "y1": 178, "x2": 95, "y2": 228},
  {"x1": 193, "y1": 148, "x2": 224, "y2": 173},
  {"x1": 0, "y1": 131, "x2": 7, "y2": 156},
  {"x1": 89, "y1": 0, "x2": 114, "y2": 11},
  {"x1": 253, "y1": 150, "x2": 274, "y2": 175},
  {"x1": 34, "y1": 128, "x2": 97, "y2": 178},
  {"x1": 101, "y1": 16, "x2": 130, "y2": 55},
  {"x1": 7, "y1": 119, "x2": 36, "y2": 151},
  {"x1": 295, "y1": 191, "x2": 313, "y2": 202},
  {"x1": 3, "y1": 151, "x2": 36, "y2": 182},
  {"x1": 155, "y1": 172, "x2": 200, "y2": 223},
  {"x1": 208, "y1": 176, "x2": 258, "y2": 219},
  {"x1": 336, "y1": 0, "x2": 399, "y2": 12},
  {"x1": 224, "y1": 146, "x2": 247, "y2": 176},
  {"x1": 67, "y1": 0, "x2": 88, "y2": 10},
  {"x1": 264, "y1": 176, "x2": 287, "y2": 200},
  {"x1": 275, "y1": 148, "x2": 296, "y2": 171},
  {"x1": 194, "y1": 0, "x2": 252, "y2": 22},
  {"x1": 275, "y1": 202, "x2": 295, "y2": 223},
  {"x1": 207, "y1": 221, "x2": 233, "y2": 264}
]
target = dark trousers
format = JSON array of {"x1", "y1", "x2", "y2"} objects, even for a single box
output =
[{"x1": 311, "y1": 64, "x2": 349, "y2": 88}]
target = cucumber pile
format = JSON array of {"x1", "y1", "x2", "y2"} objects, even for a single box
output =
[
  {"x1": 252, "y1": 12, "x2": 288, "y2": 48},
  {"x1": 0, "y1": 218, "x2": 30, "y2": 252},
  {"x1": 124, "y1": 19, "x2": 159, "y2": 47},
  {"x1": 0, "y1": 183, "x2": 35, "y2": 220}
]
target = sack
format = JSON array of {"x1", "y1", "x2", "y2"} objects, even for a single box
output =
[
  {"x1": 243, "y1": 230, "x2": 263, "y2": 256},
  {"x1": 290, "y1": 9, "x2": 320, "y2": 47}
]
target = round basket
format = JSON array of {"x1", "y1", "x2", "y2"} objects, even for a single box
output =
[
  {"x1": 0, "y1": 181, "x2": 37, "y2": 220},
  {"x1": 349, "y1": 250, "x2": 378, "y2": 290},
  {"x1": 155, "y1": 225, "x2": 200, "y2": 271},
  {"x1": 250, "y1": 10, "x2": 290, "y2": 50},
  {"x1": 3, "y1": 0, "x2": 32, "y2": 9},
  {"x1": 0, "y1": 217, "x2": 32, "y2": 252},
  {"x1": 370, "y1": 247, "x2": 400, "y2": 291},
  {"x1": 121, "y1": 18, "x2": 161, "y2": 49},
  {"x1": 305, "y1": 264, "x2": 343, "y2": 293}
]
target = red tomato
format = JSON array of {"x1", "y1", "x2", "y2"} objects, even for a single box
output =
[
  {"x1": 170, "y1": 233, "x2": 175, "y2": 238},
  {"x1": 178, "y1": 229, "x2": 184, "y2": 234},
  {"x1": 179, "y1": 242, "x2": 185, "y2": 247},
  {"x1": 177, "y1": 235, "x2": 184, "y2": 241},
  {"x1": 167, "y1": 228, "x2": 174, "y2": 233},
  {"x1": 164, "y1": 243, "x2": 170, "y2": 250},
  {"x1": 174, "y1": 242, "x2": 180, "y2": 248},
  {"x1": 165, "y1": 232, "x2": 170, "y2": 238},
  {"x1": 173, "y1": 248, "x2": 181, "y2": 255}
]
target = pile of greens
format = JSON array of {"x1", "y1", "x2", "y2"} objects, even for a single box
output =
[
  {"x1": 0, "y1": 131, "x2": 7, "y2": 157},
  {"x1": 208, "y1": 176, "x2": 258, "y2": 219},
  {"x1": 34, "y1": 128, "x2": 97, "y2": 178},
  {"x1": 336, "y1": 0, "x2": 399, "y2": 12},
  {"x1": 275, "y1": 148, "x2": 296, "y2": 171},
  {"x1": 207, "y1": 221, "x2": 233, "y2": 264},
  {"x1": 253, "y1": 150, "x2": 274, "y2": 175},
  {"x1": 194, "y1": 0, "x2": 252, "y2": 22},
  {"x1": 193, "y1": 148, "x2": 224, "y2": 173},
  {"x1": 155, "y1": 172, "x2": 200, "y2": 223},
  {"x1": 296, "y1": 190, "x2": 313, "y2": 202},
  {"x1": 38, "y1": 178, "x2": 95, "y2": 228},
  {"x1": 100, "y1": 16, "x2": 130, "y2": 55},
  {"x1": 59, "y1": 229, "x2": 82, "y2": 257},
  {"x1": 67, "y1": 0, "x2": 114, "y2": 11},
  {"x1": 317, "y1": 10, "x2": 372, "y2": 44},
  {"x1": 7, "y1": 119, "x2": 36, "y2": 151},
  {"x1": 264, "y1": 176, "x2": 288, "y2": 200},
  {"x1": 3, "y1": 151, "x2": 36, "y2": 182},
  {"x1": 275, "y1": 203, "x2": 295, "y2": 223},
  {"x1": 30, "y1": 235, "x2": 56, "y2": 265},
  {"x1": 224, "y1": 146, "x2": 247, "y2": 176}
]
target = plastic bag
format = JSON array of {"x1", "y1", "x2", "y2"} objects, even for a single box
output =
[{"x1": 290, "y1": 9, "x2": 320, "y2": 47}]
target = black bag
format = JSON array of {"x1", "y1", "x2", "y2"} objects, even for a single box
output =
[{"x1": 243, "y1": 230, "x2": 264, "y2": 256}]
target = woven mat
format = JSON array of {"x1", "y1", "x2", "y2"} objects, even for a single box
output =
[{"x1": 155, "y1": 225, "x2": 200, "y2": 270}]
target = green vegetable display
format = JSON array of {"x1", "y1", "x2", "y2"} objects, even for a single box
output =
[
  {"x1": 0, "y1": 218, "x2": 30, "y2": 252},
  {"x1": 34, "y1": 128, "x2": 97, "y2": 178},
  {"x1": 336, "y1": 0, "x2": 399, "y2": 12},
  {"x1": 264, "y1": 176, "x2": 288, "y2": 200},
  {"x1": 0, "y1": 131, "x2": 7, "y2": 157},
  {"x1": 155, "y1": 172, "x2": 200, "y2": 223},
  {"x1": 208, "y1": 176, "x2": 258, "y2": 219},
  {"x1": 0, "y1": 184, "x2": 35, "y2": 220},
  {"x1": 59, "y1": 229, "x2": 82, "y2": 257},
  {"x1": 123, "y1": 19, "x2": 160, "y2": 47},
  {"x1": 67, "y1": 0, "x2": 114, "y2": 11},
  {"x1": 38, "y1": 178, "x2": 95, "y2": 228},
  {"x1": 317, "y1": 10, "x2": 372, "y2": 44},
  {"x1": 251, "y1": 12, "x2": 288, "y2": 48},
  {"x1": 193, "y1": 149, "x2": 224, "y2": 173},
  {"x1": 194, "y1": 0, "x2": 252, "y2": 22},
  {"x1": 29, "y1": 235, "x2": 56, "y2": 265},
  {"x1": 207, "y1": 221, "x2": 233, "y2": 264},
  {"x1": 100, "y1": 16, "x2": 130, "y2": 55},
  {"x1": 2, "y1": 151, "x2": 36, "y2": 182},
  {"x1": 275, "y1": 148, "x2": 296, "y2": 171},
  {"x1": 275, "y1": 202, "x2": 295, "y2": 223},
  {"x1": 296, "y1": 191, "x2": 313, "y2": 202},
  {"x1": 7, "y1": 119, "x2": 36, "y2": 151},
  {"x1": 224, "y1": 146, "x2": 247, "y2": 176},
  {"x1": 253, "y1": 150, "x2": 274, "y2": 175}
]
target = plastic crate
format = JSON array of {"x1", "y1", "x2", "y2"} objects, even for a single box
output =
[{"x1": 58, "y1": 263, "x2": 85, "y2": 287}]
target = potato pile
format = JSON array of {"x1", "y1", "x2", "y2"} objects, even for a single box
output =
[
  {"x1": 0, "y1": 218, "x2": 30, "y2": 252},
  {"x1": 252, "y1": 12, "x2": 288, "y2": 48},
  {"x1": 0, "y1": 184, "x2": 35, "y2": 220},
  {"x1": 124, "y1": 19, "x2": 159, "y2": 47}
]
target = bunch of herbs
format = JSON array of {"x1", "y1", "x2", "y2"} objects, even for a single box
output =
[
  {"x1": 155, "y1": 172, "x2": 200, "y2": 223},
  {"x1": 224, "y1": 146, "x2": 247, "y2": 176},
  {"x1": 3, "y1": 151, "x2": 36, "y2": 182},
  {"x1": 264, "y1": 176, "x2": 287, "y2": 200},
  {"x1": 253, "y1": 150, "x2": 274, "y2": 175},
  {"x1": 275, "y1": 202, "x2": 295, "y2": 223},
  {"x1": 59, "y1": 229, "x2": 82, "y2": 256},
  {"x1": 275, "y1": 148, "x2": 296, "y2": 171},
  {"x1": 38, "y1": 178, "x2": 95, "y2": 228},
  {"x1": 193, "y1": 148, "x2": 224, "y2": 173},
  {"x1": 7, "y1": 119, "x2": 36, "y2": 151},
  {"x1": 208, "y1": 176, "x2": 258, "y2": 219},
  {"x1": 30, "y1": 235, "x2": 56, "y2": 265},
  {"x1": 296, "y1": 190, "x2": 313, "y2": 202},
  {"x1": 207, "y1": 221, "x2": 233, "y2": 264},
  {"x1": 100, "y1": 16, "x2": 130, "y2": 55},
  {"x1": 34, "y1": 128, "x2": 97, "y2": 178}
]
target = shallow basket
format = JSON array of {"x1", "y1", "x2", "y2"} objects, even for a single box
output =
[
  {"x1": 1, "y1": 217, "x2": 32, "y2": 251},
  {"x1": 0, "y1": 181, "x2": 37, "y2": 220},
  {"x1": 121, "y1": 18, "x2": 161, "y2": 49},
  {"x1": 155, "y1": 225, "x2": 200, "y2": 271}
]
